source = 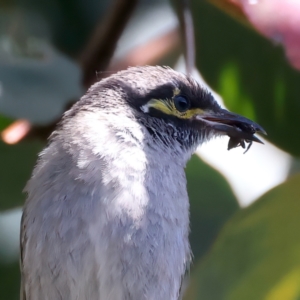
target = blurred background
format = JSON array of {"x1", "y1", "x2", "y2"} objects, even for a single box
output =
[{"x1": 1, "y1": 0, "x2": 300, "y2": 299}]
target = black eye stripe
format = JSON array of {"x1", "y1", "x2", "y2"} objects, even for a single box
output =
[{"x1": 174, "y1": 96, "x2": 190, "y2": 112}]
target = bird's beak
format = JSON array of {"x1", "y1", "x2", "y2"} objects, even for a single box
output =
[{"x1": 195, "y1": 108, "x2": 266, "y2": 151}]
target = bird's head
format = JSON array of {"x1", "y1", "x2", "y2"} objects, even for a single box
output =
[{"x1": 69, "y1": 66, "x2": 265, "y2": 158}]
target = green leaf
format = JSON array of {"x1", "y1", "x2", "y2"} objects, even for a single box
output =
[
  {"x1": 184, "y1": 173, "x2": 300, "y2": 300},
  {"x1": 0, "y1": 114, "x2": 13, "y2": 131},
  {"x1": 191, "y1": 1, "x2": 300, "y2": 156},
  {"x1": 0, "y1": 140, "x2": 44, "y2": 210},
  {"x1": 0, "y1": 261, "x2": 20, "y2": 300},
  {"x1": 0, "y1": 49, "x2": 82, "y2": 124},
  {"x1": 186, "y1": 154, "x2": 239, "y2": 262}
]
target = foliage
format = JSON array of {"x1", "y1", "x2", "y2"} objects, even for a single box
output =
[{"x1": 185, "y1": 174, "x2": 300, "y2": 300}]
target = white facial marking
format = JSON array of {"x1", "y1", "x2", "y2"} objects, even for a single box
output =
[{"x1": 140, "y1": 104, "x2": 149, "y2": 113}]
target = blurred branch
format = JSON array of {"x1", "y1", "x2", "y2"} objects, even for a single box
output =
[
  {"x1": 179, "y1": 0, "x2": 195, "y2": 75},
  {"x1": 79, "y1": 0, "x2": 139, "y2": 88}
]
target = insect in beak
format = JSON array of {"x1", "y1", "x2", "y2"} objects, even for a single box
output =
[{"x1": 197, "y1": 109, "x2": 266, "y2": 153}]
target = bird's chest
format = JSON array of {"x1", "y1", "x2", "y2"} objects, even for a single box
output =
[{"x1": 90, "y1": 160, "x2": 191, "y2": 300}]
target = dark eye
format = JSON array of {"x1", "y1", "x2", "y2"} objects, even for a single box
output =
[{"x1": 174, "y1": 96, "x2": 190, "y2": 112}]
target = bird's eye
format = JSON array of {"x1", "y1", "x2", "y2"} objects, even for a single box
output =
[{"x1": 174, "y1": 96, "x2": 190, "y2": 112}]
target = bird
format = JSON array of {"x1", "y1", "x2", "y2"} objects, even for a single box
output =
[{"x1": 20, "y1": 66, "x2": 265, "y2": 300}]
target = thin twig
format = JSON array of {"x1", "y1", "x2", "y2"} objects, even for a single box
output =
[{"x1": 179, "y1": 0, "x2": 195, "y2": 75}]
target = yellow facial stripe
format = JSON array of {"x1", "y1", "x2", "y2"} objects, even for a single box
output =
[
  {"x1": 145, "y1": 99, "x2": 205, "y2": 119},
  {"x1": 181, "y1": 108, "x2": 205, "y2": 119}
]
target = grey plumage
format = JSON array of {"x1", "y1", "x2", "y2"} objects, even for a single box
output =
[{"x1": 20, "y1": 66, "x2": 264, "y2": 300}]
